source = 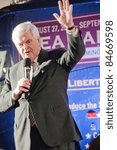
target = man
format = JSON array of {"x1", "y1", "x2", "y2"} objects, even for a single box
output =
[{"x1": 0, "y1": 0, "x2": 85, "y2": 149}]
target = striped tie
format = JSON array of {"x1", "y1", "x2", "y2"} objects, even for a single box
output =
[
  {"x1": 30, "y1": 61, "x2": 38, "y2": 80},
  {"x1": 29, "y1": 105, "x2": 37, "y2": 127},
  {"x1": 29, "y1": 61, "x2": 38, "y2": 126}
]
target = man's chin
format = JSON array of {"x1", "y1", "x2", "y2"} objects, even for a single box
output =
[{"x1": 24, "y1": 54, "x2": 30, "y2": 58}]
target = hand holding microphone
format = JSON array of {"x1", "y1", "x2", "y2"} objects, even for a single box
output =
[{"x1": 12, "y1": 58, "x2": 31, "y2": 101}]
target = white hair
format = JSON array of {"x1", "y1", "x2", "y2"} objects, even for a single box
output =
[{"x1": 12, "y1": 21, "x2": 39, "y2": 44}]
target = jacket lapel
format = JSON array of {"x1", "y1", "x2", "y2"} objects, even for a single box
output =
[
  {"x1": 17, "y1": 60, "x2": 25, "y2": 81},
  {"x1": 29, "y1": 49, "x2": 49, "y2": 96}
]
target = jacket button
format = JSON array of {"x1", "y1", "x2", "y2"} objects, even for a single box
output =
[{"x1": 41, "y1": 70, "x2": 44, "y2": 73}]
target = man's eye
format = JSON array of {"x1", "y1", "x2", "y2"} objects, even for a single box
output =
[
  {"x1": 19, "y1": 44, "x2": 23, "y2": 47},
  {"x1": 27, "y1": 40, "x2": 31, "y2": 44}
]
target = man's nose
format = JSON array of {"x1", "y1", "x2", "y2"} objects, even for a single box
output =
[{"x1": 23, "y1": 43, "x2": 28, "y2": 49}]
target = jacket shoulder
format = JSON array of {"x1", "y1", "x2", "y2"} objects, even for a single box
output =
[
  {"x1": 48, "y1": 48, "x2": 66, "y2": 60},
  {"x1": 10, "y1": 60, "x2": 23, "y2": 70}
]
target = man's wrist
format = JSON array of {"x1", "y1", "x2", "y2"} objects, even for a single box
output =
[
  {"x1": 67, "y1": 26, "x2": 75, "y2": 31},
  {"x1": 66, "y1": 26, "x2": 79, "y2": 35},
  {"x1": 12, "y1": 91, "x2": 19, "y2": 101}
]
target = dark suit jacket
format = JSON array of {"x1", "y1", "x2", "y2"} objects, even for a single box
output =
[{"x1": 0, "y1": 31, "x2": 85, "y2": 149}]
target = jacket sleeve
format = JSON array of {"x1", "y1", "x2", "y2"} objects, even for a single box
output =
[
  {"x1": 0, "y1": 69, "x2": 13, "y2": 112},
  {"x1": 58, "y1": 30, "x2": 85, "y2": 71}
]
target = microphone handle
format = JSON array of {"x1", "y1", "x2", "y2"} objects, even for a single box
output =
[
  {"x1": 24, "y1": 67, "x2": 31, "y2": 79},
  {"x1": 24, "y1": 67, "x2": 31, "y2": 99}
]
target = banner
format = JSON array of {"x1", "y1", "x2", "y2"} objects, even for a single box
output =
[
  {"x1": 33, "y1": 13, "x2": 100, "y2": 66},
  {"x1": 68, "y1": 65, "x2": 100, "y2": 149}
]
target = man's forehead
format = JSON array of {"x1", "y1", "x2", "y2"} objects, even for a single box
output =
[{"x1": 16, "y1": 31, "x2": 32, "y2": 43}]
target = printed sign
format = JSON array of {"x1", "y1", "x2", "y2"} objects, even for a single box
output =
[{"x1": 33, "y1": 13, "x2": 100, "y2": 65}]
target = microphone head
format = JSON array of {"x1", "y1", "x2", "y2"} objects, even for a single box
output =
[{"x1": 23, "y1": 58, "x2": 31, "y2": 67}]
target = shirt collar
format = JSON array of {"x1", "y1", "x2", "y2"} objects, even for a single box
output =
[{"x1": 33, "y1": 57, "x2": 38, "y2": 63}]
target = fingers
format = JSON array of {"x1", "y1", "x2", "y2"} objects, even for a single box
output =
[
  {"x1": 63, "y1": 0, "x2": 70, "y2": 11},
  {"x1": 69, "y1": 4, "x2": 73, "y2": 15},
  {"x1": 19, "y1": 78, "x2": 31, "y2": 91},
  {"x1": 20, "y1": 86, "x2": 29, "y2": 93},
  {"x1": 65, "y1": 0, "x2": 70, "y2": 11},
  {"x1": 16, "y1": 78, "x2": 31, "y2": 94},
  {"x1": 60, "y1": 0, "x2": 70, "y2": 11},
  {"x1": 58, "y1": 0, "x2": 64, "y2": 16},
  {"x1": 53, "y1": 13, "x2": 59, "y2": 21},
  {"x1": 12, "y1": 78, "x2": 31, "y2": 100},
  {"x1": 62, "y1": 0, "x2": 66, "y2": 10},
  {"x1": 53, "y1": 0, "x2": 74, "y2": 28}
]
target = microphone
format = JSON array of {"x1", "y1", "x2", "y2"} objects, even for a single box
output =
[
  {"x1": 23, "y1": 58, "x2": 31, "y2": 79},
  {"x1": 23, "y1": 58, "x2": 31, "y2": 99}
]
